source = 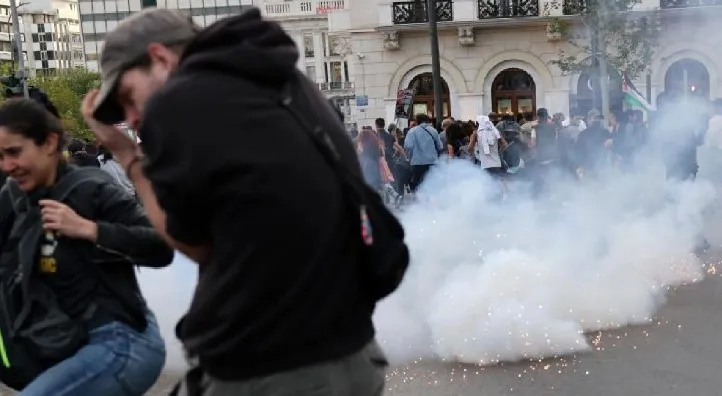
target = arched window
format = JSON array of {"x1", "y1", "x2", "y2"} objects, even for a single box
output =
[
  {"x1": 491, "y1": 68, "x2": 535, "y2": 118},
  {"x1": 407, "y1": 72, "x2": 451, "y2": 119},
  {"x1": 664, "y1": 58, "x2": 710, "y2": 99}
]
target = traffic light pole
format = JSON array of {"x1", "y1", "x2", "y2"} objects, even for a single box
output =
[{"x1": 9, "y1": 0, "x2": 28, "y2": 98}]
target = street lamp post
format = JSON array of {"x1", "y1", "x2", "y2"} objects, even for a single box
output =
[
  {"x1": 9, "y1": 0, "x2": 28, "y2": 98},
  {"x1": 426, "y1": 0, "x2": 443, "y2": 128}
]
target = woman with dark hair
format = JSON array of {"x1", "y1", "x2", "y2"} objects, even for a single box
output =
[
  {"x1": 0, "y1": 98, "x2": 172, "y2": 395},
  {"x1": 445, "y1": 122, "x2": 467, "y2": 160}
]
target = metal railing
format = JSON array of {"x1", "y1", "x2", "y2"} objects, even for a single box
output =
[
  {"x1": 477, "y1": 0, "x2": 539, "y2": 18},
  {"x1": 318, "y1": 81, "x2": 355, "y2": 91},
  {"x1": 391, "y1": 0, "x2": 453, "y2": 24},
  {"x1": 264, "y1": 0, "x2": 346, "y2": 17},
  {"x1": 660, "y1": 0, "x2": 722, "y2": 8}
]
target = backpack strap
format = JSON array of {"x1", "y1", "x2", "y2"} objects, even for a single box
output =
[
  {"x1": 49, "y1": 167, "x2": 111, "y2": 203},
  {"x1": 2, "y1": 179, "x2": 27, "y2": 215}
]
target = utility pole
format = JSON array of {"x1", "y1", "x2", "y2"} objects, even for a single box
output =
[
  {"x1": 426, "y1": 0, "x2": 443, "y2": 128},
  {"x1": 9, "y1": 0, "x2": 28, "y2": 98}
]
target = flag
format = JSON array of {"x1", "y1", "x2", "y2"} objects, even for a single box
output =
[{"x1": 622, "y1": 73, "x2": 654, "y2": 114}]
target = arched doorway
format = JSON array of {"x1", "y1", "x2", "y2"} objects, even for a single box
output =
[
  {"x1": 408, "y1": 72, "x2": 451, "y2": 119},
  {"x1": 664, "y1": 58, "x2": 710, "y2": 100},
  {"x1": 491, "y1": 68, "x2": 535, "y2": 118}
]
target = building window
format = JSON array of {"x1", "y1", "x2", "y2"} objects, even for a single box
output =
[
  {"x1": 306, "y1": 65, "x2": 316, "y2": 82},
  {"x1": 142, "y1": 0, "x2": 157, "y2": 8},
  {"x1": 303, "y1": 35, "x2": 313, "y2": 58},
  {"x1": 328, "y1": 36, "x2": 342, "y2": 56},
  {"x1": 83, "y1": 32, "x2": 106, "y2": 41},
  {"x1": 329, "y1": 61, "x2": 343, "y2": 82}
]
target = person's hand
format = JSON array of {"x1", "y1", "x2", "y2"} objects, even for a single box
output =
[
  {"x1": 81, "y1": 89, "x2": 138, "y2": 165},
  {"x1": 39, "y1": 200, "x2": 97, "y2": 241}
]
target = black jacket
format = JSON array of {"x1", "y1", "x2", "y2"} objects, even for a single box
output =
[
  {"x1": 139, "y1": 7, "x2": 374, "y2": 380},
  {"x1": 0, "y1": 164, "x2": 173, "y2": 332}
]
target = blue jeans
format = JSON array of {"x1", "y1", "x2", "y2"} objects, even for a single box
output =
[{"x1": 20, "y1": 311, "x2": 166, "y2": 396}]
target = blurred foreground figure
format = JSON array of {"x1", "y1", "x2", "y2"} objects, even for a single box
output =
[{"x1": 83, "y1": 7, "x2": 408, "y2": 396}]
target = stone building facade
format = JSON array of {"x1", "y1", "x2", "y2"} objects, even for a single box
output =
[{"x1": 313, "y1": 0, "x2": 722, "y2": 126}]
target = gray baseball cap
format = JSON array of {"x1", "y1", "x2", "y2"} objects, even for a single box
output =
[{"x1": 92, "y1": 8, "x2": 198, "y2": 124}]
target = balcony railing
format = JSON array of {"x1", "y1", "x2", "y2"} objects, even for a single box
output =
[
  {"x1": 478, "y1": 0, "x2": 539, "y2": 18},
  {"x1": 264, "y1": 0, "x2": 346, "y2": 18},
  {"x1": 660, "y1": 0, "x2": 722, "y2": 8},
  {"x1": 392, "y1": 0, "x2": 454, "y2": 24},
  {"x1": 562, "y1": 0, "x2": 586, "y2": 14},
  {"x1": 318, "y1": 81, "x2": 355, "y2": 91}
]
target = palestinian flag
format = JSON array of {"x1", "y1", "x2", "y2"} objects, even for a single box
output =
[{"x1": 622, "y1": 73, "x2": 654, "y2": 115}]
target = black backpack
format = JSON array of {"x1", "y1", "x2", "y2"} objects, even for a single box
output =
[
  {"x1": 0, "y1": 168, "x2": 108, "y2": 390},
  {"x1": 282, "y1": 75, "x2": 410, "y2": 300}
]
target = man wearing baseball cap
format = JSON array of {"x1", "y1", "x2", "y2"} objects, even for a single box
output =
[{"x1": 82, "y1": 7, "x2": 387, "y2": 396}]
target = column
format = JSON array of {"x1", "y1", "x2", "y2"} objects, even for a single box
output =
[
  {"x1": 291, "y1": 34, "x2": 303, "y2": 71},
  {"x1": 313, "y1": 32, "x2": 324, "y2": 83}
]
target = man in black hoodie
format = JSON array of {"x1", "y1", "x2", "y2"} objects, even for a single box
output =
[{"x1": 81, "y1": 8, "x2": 387, "y2": 396}]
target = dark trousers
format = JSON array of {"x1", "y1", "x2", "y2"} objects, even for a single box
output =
[
  {"x1": 410, "y1": 164, "x2": 432, "y2": 193},
  {"x1": 173, "y1": 341, "x2": 387, "y2": 396}
]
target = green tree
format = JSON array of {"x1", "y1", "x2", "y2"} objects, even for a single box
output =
[
  {"x1": 30, "y1": 69, "x2": 100, "y2": 141},
  {"x1": 546, "y1": 0, "x2": 659, "y2": 116}
]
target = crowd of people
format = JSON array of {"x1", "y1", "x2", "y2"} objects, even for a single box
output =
[{"x1": 349, "y1": 98, "x2": 713, "y2": 201}]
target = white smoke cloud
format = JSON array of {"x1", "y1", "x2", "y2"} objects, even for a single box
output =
[
  {"x1": 135, "y1": 114, "x2": 718, "y2": 372},
  {"x1": 374, "y1": 156, "x2": 715, "y2": 366},
  {"x1": 138, "y1": 253, "x2": 197, "y2": 371}
]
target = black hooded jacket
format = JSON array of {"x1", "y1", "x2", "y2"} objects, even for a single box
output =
[{"x1": 139, "y1": 8, "x2": 374, "y2": 380}]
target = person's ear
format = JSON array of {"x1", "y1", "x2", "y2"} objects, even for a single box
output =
[
  {"x1": 146, "y1": 43, "x2": 179, "y2": 70},
  {"x1": 43, "y1": 132, "x2": 60, "y2": 156}
]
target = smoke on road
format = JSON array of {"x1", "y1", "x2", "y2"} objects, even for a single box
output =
[{"x1": 374, "y1": 131, "x2": 718, "y2": 365}]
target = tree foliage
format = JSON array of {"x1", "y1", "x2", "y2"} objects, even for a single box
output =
[
  {"x1": 545, "y1": 0, "x2": 659, "y2": 80},
  {"x1": 29, "y1": 69, "x2": 101, "y2": 141}
]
